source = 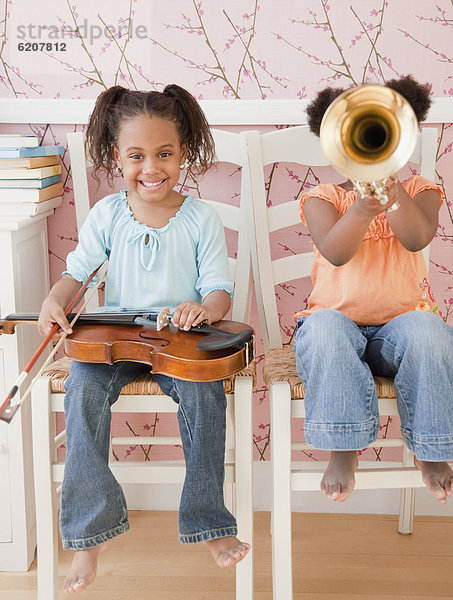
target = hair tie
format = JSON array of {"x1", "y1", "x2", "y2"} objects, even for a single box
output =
[{"x1": 163, "y1": 86, "x2": 176, "y2": 98}]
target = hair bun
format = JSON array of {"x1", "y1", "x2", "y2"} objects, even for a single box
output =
[
  {"x1": 305, "y1": 75, "x2": 432, "y2": 136},
  {"x1": 306, "y1": 87, "x2": 346, "y2": 136},
  {"x1": 384, "y1": 75, "x2": 432, "y2": 122}
]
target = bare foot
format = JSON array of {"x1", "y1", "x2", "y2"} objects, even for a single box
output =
[
  {"x1": 205, "y1": 536, "x2": 250, "y2": 568},
  {"x1": 321, "y1": 450, "x2": 358, "y2": 502},
  {"x1": 63, "y1": 540, "x2": 110, "y2": 593},
  {"x1": 414, "y1": 458, "x2": 453, "y2": 504}
]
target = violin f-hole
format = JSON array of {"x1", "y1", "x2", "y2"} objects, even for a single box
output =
[{"x1": 138, "y1": 331, "x2": 171, "y2": 346}]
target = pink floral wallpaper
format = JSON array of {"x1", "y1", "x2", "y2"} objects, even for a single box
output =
[{"x1": 1, "y1": 0, "x2": 452, "y2": 463}]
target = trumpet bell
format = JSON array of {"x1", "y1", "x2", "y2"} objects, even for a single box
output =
[{"x1": 320, "y1": 85, "x2": 419, "y2": 183}]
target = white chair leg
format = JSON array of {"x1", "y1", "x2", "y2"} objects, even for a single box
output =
[
  {"x1": 233, "y1": 376, "x2": 254, "y2": 600},
  {"x1": 398, "y1": 444, "x2": 416, "y2": 535},
  {"x1": 270, "y1": 381, "x2": 293, "y2": 600},
  {"x1": 225, "y1": 394, "x2": 236, "y2": 514},
  {"x1": 31, "y1": 377, "x2": 59, "y2": 600}
]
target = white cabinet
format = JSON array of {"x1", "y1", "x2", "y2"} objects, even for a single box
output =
[{"x1": 0, "y1": 214, "x2": 51, "y2": 570}]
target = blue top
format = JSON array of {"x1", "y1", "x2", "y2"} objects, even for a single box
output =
[{"x1": 64, "y1": 192, "x2": 233, "y2": 312}]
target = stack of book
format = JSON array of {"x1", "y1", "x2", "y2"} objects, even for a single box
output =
[{"x1": 0, "y1": 134, "x2": 64, "y2": 217}]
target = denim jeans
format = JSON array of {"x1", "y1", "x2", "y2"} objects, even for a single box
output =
[
  {"x1": 60, "y1": 360, "x2": 237, "y2": 550},
  {"x1": 294, "y1": 309, "x2": 453, "y2": 460}
]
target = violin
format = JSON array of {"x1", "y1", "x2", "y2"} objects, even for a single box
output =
[{"x1": 0, "y1": 311, "x2": 255, "y2": 382}]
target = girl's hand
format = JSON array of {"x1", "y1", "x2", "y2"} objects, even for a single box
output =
[
  {"x1": 352, "y1": 180, "x2": 399, "y2": 219},
  {"x1": 172, "y1": 301, "x2": 214, "y2": 331},
  {"x1": 38, "y1": 297, "x2": 72, "y2": 340},
  {"x1": 382, "y1": 177, "x2": 403, "y2": 210}
]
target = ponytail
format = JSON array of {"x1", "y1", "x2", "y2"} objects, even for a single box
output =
[
  {"x1": 161, "y1": 84, "x2": 215, "y2": 174},
  {"x1": 384, "y1": 75, "x2": 431, "y2": 123},
  {"x1": 305, "y1": 87, "x2": 346, "y2": 137},
  {"x1": 85, "y1": 86, "x2": 132, "y2": 184}
]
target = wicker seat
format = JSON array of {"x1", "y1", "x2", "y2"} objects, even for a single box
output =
[
  {"x1": 263, "y1": 345, "x2": 396, "y2": 400},
  {"x1": 42, "y1": 356, "x2": 255, "y2": 395}
]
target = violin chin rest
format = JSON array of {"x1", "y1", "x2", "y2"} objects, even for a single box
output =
[{"x1": 196, "y1": 329, "x2": 253, "y2": 351}]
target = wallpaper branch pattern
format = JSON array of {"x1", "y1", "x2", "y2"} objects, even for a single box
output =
[{"x1": 0, "y1": 0, "x2": 452, "y2": 462}]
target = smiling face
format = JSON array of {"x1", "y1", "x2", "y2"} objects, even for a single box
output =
[{"x1": 112, "y1": 114, "x2": 188, "y2": 206}]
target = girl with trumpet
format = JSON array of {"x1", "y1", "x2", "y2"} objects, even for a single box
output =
[{"x1": 294, "y1": 75, "x2": 453, "y2": 503}]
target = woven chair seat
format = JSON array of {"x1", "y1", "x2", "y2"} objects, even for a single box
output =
[
  {"x1": 41, "y1": 356, "x2": 255, "y2": 395},
  {"x1": 263, "y1": 346, "x2": 396, "y2": 399}
]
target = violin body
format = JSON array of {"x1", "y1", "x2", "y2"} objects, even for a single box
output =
[
  {"x1": 65, "y1": 320, "x2": 254, "y2": 381},
  {"x1": 0, "y1": 314, "x2": 254, "y2": 382}
]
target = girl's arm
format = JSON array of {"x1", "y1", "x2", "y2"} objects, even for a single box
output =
[
  {"x1": 384, "y1": 181, "x2": 440, "y2": 251},
  {"x1": 303, "y1": 192, "x2": 395, "y2": 266},
  {"x1": 37, "y1": 274, "x2": 82, "y2": 338},
  {"x1": 172, "y1": 290, "x2": 231, "y2": 331}
]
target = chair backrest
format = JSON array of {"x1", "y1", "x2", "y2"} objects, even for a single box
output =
[
  {"x1": 67, "y1": 130, "x2": 253, "y2": 322},
  {"x1": 245, "y1": 125, "x2": 438, "y2": 352}
]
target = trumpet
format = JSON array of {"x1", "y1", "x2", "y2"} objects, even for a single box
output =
[{"x1": 319, "y1": 85, "x2": 419, "y2": 211}]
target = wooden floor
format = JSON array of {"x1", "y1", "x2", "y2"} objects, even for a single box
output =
[{"x1": 1, "y1": 510, "x2": 453, "y2": 599}]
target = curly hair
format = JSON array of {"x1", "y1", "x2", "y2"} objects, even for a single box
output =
[
  {"x1": 306, "y1": 86, "x2": 347, "y2": 137},
  {"x1": 85, "y1": 84, "x2": 216, "y2": 183},
  {"x1": 384, "y1": 75, "x2": 431, "y2": 123},
  {"x1": 306, "y1": 75, "x2": 432, "y2": 137}
]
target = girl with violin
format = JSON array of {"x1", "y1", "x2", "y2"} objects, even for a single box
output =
[
  {"x1": 294, "y1": 75, "x2": 453, "y2": 504},
  {"x1": 37, "y1": 84, "x2": 250, "y2": 593}
]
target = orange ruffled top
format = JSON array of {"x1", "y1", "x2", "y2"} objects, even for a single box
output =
[{"x1": 294, "y1": 176, "x2": 443, "y2": 326}]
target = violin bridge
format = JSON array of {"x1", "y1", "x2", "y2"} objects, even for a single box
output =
[{"x1": 156, "y1": 307, "x2": 170, "y2": 331}]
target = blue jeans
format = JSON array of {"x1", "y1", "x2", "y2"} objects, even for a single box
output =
[
  {"x1": 294, "y1": 309, "x2": 453, "y2": 460},
  {"x1": 60, "y1": 360, "x2": 237, "y2": 550}
]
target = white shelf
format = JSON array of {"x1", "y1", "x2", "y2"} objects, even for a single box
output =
[
  {"x1": 0, "y1": 214, "x2": 52, "y2": 570},
  {"x1": 0, "y1": 97, "x2": 451, "y2": 125}
]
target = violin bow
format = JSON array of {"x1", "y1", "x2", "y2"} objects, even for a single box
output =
[{"x1": 0, "y1": 262, "x2": 108, "y2": 424}]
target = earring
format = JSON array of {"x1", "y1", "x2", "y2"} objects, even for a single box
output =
[
  {"x1": 115, "y1": 165, "x2": 123, "y2": 176},
  {"x1": 179, "y1": 163, "x2": 185, "y2": 170}
]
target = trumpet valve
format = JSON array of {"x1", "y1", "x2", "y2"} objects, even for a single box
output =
[{"x1": 352, "y1": 178, "x2": 399, "y2": 212}]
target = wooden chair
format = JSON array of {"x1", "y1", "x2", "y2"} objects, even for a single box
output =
[
  {"x1": 244, "y1": 125, "x2": 438, "y2": 600},
  {"x1": 31, "y1": 129, "x2": 255, "y2": 600}
]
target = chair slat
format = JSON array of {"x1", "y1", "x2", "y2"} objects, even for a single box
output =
[
  {"x1": 272, "y1": 253, "x2": 315, "y2": 286},
  {"x1": 260, "y1": 127, "x2": 330, "y2": 166}
]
